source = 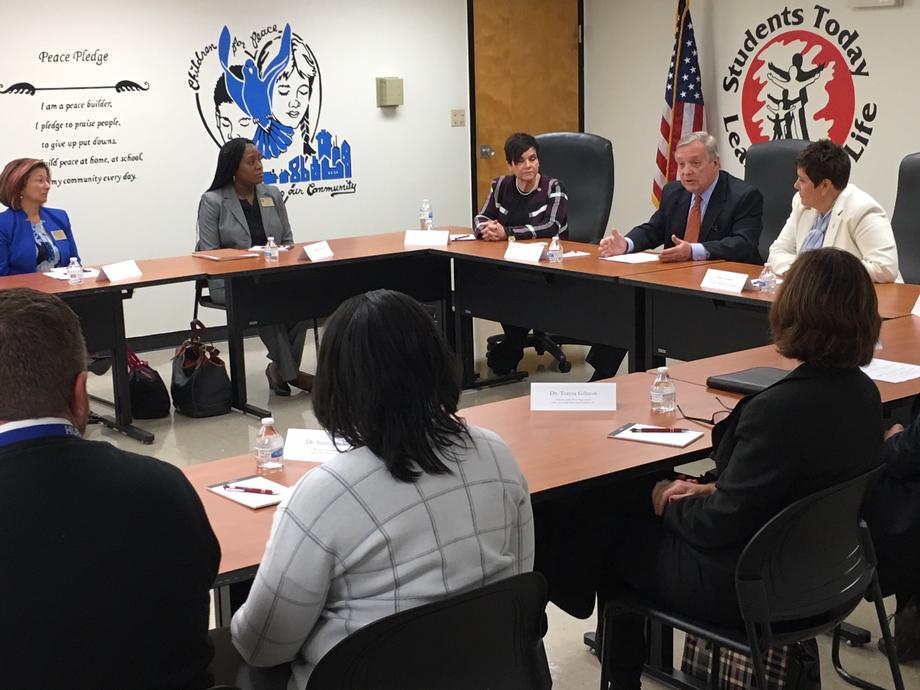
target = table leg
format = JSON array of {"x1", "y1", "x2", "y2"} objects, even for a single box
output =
[{"x1": 224, "y1": 277, "x2": 271, "y2": 419}]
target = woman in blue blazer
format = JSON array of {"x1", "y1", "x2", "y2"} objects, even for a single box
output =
[{"x1": 0, "y1": 158, "x2": 79, "y2": 275}]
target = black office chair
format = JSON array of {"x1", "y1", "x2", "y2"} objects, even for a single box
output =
[
  {"x1": 891, "y1": 152, "x2": 920, "y2": 284},
  {"x1": 305, "y1": 572, "x2": 552, "y2": 689},
  {"x1": 599, "y1": 467, "x2": 904, "y2": 690},
  {"x1": 486, "y1": 131, "x2": 614, "y2": 373},
  {"x1": 744, "y1": 139, "x2": 810, "y2": 263}
]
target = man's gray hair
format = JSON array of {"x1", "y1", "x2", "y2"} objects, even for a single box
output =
[{"x1": 677, "y1": 131, "x2": 719, "y2": 161}]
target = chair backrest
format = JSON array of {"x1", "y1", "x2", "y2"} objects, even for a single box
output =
[
  {"x1": 306, "y1": 572, "x2": 551, "y2": 690},
  {"x1": 744, "y1": 139, "x2": 810, "y2": 261},
  {"x1": 735, "y1": 467, "x2": 881, "y2": 632},
  {"x1": 891, "y1": 152, "x2": 920, "y2": 284},
  {"x1": 535, "y1": 131, "x2": 614, "y2": 244}
]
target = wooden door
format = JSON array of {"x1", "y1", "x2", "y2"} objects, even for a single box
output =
[{"x1": 470, "y1": 0, "x2": 582, "y2": 212}]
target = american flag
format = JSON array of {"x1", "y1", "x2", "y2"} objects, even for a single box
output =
[{"x1": 653, "y1": 0, "x2": 705, "y2": 207}]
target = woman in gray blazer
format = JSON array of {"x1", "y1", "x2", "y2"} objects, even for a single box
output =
[{"x1": 196, "y1": 138, "x2": 312, "y2": 395}]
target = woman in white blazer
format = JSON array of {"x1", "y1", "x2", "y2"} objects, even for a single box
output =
[{"x1": 767, "y1": 139, "x2": 899, "y2": 283}]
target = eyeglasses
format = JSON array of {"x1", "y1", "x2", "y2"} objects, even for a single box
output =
[{"x1": 676, "y1": 397, "x2": 733, "y2": 427}]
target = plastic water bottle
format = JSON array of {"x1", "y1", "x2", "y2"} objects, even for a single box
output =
[
  {"x1": 255, "y1": 417, "x2": 284, "y2": 473},
  {"x1": 419, "y1": 199, "x2": 433, "y2": 230},
  {"x1": 757, "y1": 263, "x2": 777, "y2": 293},
  {"x1": 547, "y1": 235, "x2": 564, "y2": 263},
  {"x1": 67, "y1": 257, "x2": 83, "y2": 285},
  {"x1": 265, "y1": 236, "x2": 280, "y2": 262},
  {"x1": 650, "y1": 366, "x2": 677, "y2": 414}
]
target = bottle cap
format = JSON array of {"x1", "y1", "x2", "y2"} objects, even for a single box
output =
[
  {"x1": 261, "y1": 417, "x2": 275, "y2": 425},
  {"x1": 657, "y1": 366, "x2": 668, "y2": 374}
]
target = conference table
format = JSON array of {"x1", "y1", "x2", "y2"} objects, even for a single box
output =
[
  {"x1": 6, "y1": 231, "x2": 920, "y2": 439},
  {"x1": 662, "y1": 314, "x2": 920, "y2": 413},
  {"x1": 625, "y1": 261, "x2": 920, "y2": 367},
  {"x1": 188, "y1": 372, "x2": 725, "y2": 642},
  {"x1": 201, "y1": 233, "x2": 452, "y2": 418},
  {"x1": 0, "y1": 256, "x2": 211, "y2": 443},
  {"x1": 438, "y1": 238, "x2": 722, "y2": 384}
]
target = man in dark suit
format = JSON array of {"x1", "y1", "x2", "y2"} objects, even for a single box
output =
[
  {"x1": 0, "y1": 288, "x2": 220, "y2": 689},
  {"x1": 588, "y1": 131, "x2": 764, "y2": 379}
]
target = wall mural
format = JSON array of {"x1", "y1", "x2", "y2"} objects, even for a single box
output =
[
  {"x1": 0, "y1": 50, "x2": 149, "y2": 188},
  {"x1": 188, "y1": 22, "x2": 356, "y2": 201},
  {"x1": 720, "y1": 4, "x2": 875, "y2": 165}
]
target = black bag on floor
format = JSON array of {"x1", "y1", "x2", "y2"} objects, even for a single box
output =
[
  {"x1": 171, "y1": 320, "x2": 232, "y2": 418},
  {"x1": 127, "y1": 349, "x2": 170, "y2": 419}
]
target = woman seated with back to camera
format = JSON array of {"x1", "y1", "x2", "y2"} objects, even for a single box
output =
[
  {"x1": 230, "y1": 289, "x2": 534, "y2": 689},
  {"x1": 0, "y1": 157, "x2": 79, "y2": 275},
  {"x1": 598, "y1": 248, "x2": 882, "y2": 689},
  {"x1": 196, "y1": 138, "x2": 313, "y2": 396}
]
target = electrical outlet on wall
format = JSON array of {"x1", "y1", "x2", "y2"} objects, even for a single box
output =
[{"x1": 451, "y1": 109, "x2": 466, "y2": 127}]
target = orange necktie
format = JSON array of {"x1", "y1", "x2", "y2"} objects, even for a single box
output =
[{"x1": 684, "y1": 194, "x2": 702, "y2": 244}]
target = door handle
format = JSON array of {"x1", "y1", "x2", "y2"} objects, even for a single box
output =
[{"x1": 479, "y1": 145, "x2": 495, "y2": 159}]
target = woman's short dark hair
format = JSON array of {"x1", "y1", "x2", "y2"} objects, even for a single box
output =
[
  {"x1": 207, "y1": 138, "x2": 253, "y2": 192},
  {"x1": 504, "y1": 132, "x2": 539, "y2": 164},
  {"x1": 312, "y1": 289, "x2": 469, "y2": 483},
  {"x1": 770, "y1": 248, "x2": 879, "y2": 368},
  {"x1": 796, "y1": 139, "x2": 850, "y2": 190}
]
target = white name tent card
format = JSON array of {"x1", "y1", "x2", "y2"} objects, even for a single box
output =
[
  {"x1": 404, "y1": 230, "x2": 449, "y2": 247},
  {"x1": 283, "y1": 428, "x2": 349, "y2": 462},
  {"x1": 601, "y1": 252, "x2": 659, "y2": 264},
  {"x1": 303, "y1": 241, "x2": 334, "y2": 262},
  {"x1": 530, "y1": 382, "x2": 617, "y2": 411},
  {"x1": 504, "y1": 242, "x2": 547, "y2": 263},
  {"x1": 861, "y1": 358, "x2": 920, "y2": 384},
  {"x1": 96, "y1": 259, "x2": 142, "y2": 283},
  {"x1": 700, "y1": 268, "x2": 755, "y2": 294}
]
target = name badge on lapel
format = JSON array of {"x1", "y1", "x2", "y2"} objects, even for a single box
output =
[
  {"x1": 50, "y1": 229, "x2": 67, "y2": 241},
  {"x1": 259, "y1": 196, "x2": 274, "y2": 208}
]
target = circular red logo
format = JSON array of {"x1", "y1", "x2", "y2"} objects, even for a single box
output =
[{"x1": 741, "y1": 30, "x2": 855, "y2": 146}]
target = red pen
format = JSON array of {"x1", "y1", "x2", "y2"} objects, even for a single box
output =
[
  {"x1": 223, "y1": 484, "x2": 279, "y2": 495},
  {"x1": 630, "y1": 427, "x2": 691, "y2": 433}
]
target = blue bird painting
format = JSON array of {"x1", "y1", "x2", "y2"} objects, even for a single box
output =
[{"x1": 218, "y1": 24, "x2": 294, "y2": 159}]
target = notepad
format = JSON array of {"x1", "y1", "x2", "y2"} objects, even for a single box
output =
[
  {"x1": 208, "y1": 474, "x2": 290, "y2": 509},
  {"x1": 43, "y1": 267, "x2": 100, "y2": 280},
  {"x1": 601, "y1": 253, "x2": 659, "y2": 264},
  {"x1": 193, "y1": 249, "x2": 259, "y2": 261},
  {"x1": 861, "y1": 358, "x2": 920, "y2": 383},
  {"x1": 607, "y1": 423, "x2": 703, "y2": 448}
]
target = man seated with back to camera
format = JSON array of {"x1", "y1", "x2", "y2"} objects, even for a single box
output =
[
  {"x1": 0, "y1": 288, "x2": 220, "y2": 689},
  {"x1": 767, "y1": 138, "x2": 899, "y2": 282},
  {"x1": 474, "y1": 132, "x2": 569, "y2": 376},
  {"x1": 590, "y1": 131, "x2": 764, "y2": 380}
]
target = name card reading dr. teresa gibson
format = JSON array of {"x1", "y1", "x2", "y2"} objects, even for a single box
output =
[{"x1": 530, "y1": 383, "x2": 617, "y2": 411}]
